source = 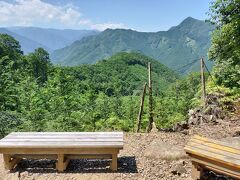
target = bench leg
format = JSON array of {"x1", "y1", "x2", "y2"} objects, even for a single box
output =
[
  {"x1": 110, "y1": 154, "x2": 118, "y2": 171},
  {"x1": 56, "y1": 154, "x2": 69, "y2": 172},
  {"x1": 3, "y1": 154, "x2": 21, "y2": 170},
  {"x1": 191, "y1": 162, "x2": 203, "y2": 180}
]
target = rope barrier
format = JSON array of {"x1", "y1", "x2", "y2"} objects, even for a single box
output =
[{"x1": 202, "y1": 60, "x2": 221, "y2": 92}]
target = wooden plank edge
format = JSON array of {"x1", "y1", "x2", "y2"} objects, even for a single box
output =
[
  {"x1": 192, "y1": 135, "x2": 240, "y2": 150},
  {"x1": 188, "y1": 138, "x2": 240, "y2": 155},
  {"x1": 191, "y1": 157, "x2": 240, "y2": 179}
]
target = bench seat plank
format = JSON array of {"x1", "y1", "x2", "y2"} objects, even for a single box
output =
[
  {"x1": 9, "y1": 132, "x2": 123, "y2": 136},
  {"x1": 0, "y1": 147, "x2": 120, "y2": 154},
  {"x1": 1, "y1": 138, "x2": 123, "y2": 142},
  {"x1": 0, "y1": 141, "x2": 123, "y2": 148},
  {"x1": 5, "y1": 137, "x2": 123, "y2": 140},
  {"x1": 192, "y1": 135, "x2": 240, "y2": 151},
  {"x1": 0, "y1": 132, "x2": 124, "y2": 149},
  {"x1": 187, "y1": 142, "x2": 240, "y2": 160},
  {"x1": 189, "y1": 138, "x2": 240, "y2": 156}
]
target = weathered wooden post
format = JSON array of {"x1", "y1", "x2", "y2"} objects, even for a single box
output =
[
  {"x1": 200, "y1": 58, "x2": 206, "y2": 107},
  {"x1": 136, "y1": 83, "x2": 147, "y2": 132},
  {"x1": 147, "y1": 62, "x2": 154, "y2": 132}
]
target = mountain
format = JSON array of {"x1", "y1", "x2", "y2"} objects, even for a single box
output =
[
  {"x1": 69, "y1": 52, "x2": 178, "y2": 94},
  {"x1": 0, "y1": 28, "x2": 50, "y2": 53},
  {"x1": 1, "y1": 27, "x2": 99, "y2": 53},
  {"x1": 51, "y1": 17, "x2": 215, "y2": 72}
]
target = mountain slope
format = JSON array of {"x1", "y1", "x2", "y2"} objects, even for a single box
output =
[
  {"x1": 51, "y1": 17, "x2": 215, "y2": 72},
  {"x1": 66, "y1": 52, "x2": 178, "y2": 94},
  {"x1": 3, "y1": 27, "x2": 99, "y2": 53},
  {"x1": 0, "y1": 28, "x2": 50, "y2": 53}
]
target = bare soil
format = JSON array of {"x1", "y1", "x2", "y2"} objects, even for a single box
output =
[{"x1": 0, "y1": 118, "x2": 239, "y2": 180}]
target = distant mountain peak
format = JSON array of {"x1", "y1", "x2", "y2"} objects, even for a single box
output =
[
  {"x1": 183, "y1": 17, "x2": 199, "y2": 22},
  {"x1": 179, "y1": 17, "x2": 203, "y2": 26},
  {"x1": 51, "y1": 16, "x2": 214, "y2": 73},
  {"x1": 168, "y1": 16, "x2": 209, "y2": 33}
]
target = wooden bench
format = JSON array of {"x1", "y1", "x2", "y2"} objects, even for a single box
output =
[
  {"x1": 0, "y1": 132, "x2": 123, "y2": 172},
  {"x1": 184, "y1": 135, "x2": 240, "y2": 180}
]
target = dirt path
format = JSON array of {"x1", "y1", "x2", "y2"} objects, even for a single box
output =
[{"x1": 0, "y1": 119, "x2": 239, "y2": 180}]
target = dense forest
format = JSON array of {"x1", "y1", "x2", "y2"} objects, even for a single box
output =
[{"x1": 0, "y1": 0, "x2": 239, "y2": 138}]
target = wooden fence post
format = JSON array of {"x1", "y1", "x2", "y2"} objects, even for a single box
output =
[
  {"x1": 147, "y1": 62, "x2": 154, "y2": 133},
  {"x1": 136, "y1": 83, "x2": 147, "y2": 132},
  {"x1": 201, "y1": 58, "x2": 206, "y2": 107}
]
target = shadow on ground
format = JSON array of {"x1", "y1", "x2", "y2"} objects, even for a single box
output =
[{"x1": 11, "y1": 156, "x2": 138, "y2": 174}]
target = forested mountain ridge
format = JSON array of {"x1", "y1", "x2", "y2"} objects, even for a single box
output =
[
  {"x1": 1, "y1": 27, "x2": 99, "y2": 53},
  {"x1": 79, "y1": 52, "x2": 178, "y2": 94},
  {"x1": 51, "y1": 17, "x2": 215, "y2": 72}
]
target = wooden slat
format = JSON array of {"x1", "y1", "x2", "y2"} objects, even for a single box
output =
[
  {"x1": 4, "y1": 136, "x2": 122, "y2": 139},
  {"x1": 192, "y1": 135, "x2": 240, "y2": 150},
  {"x1": 189, "y1": 138, "x2": 240, "y2": 156},
  {"x1": 187, "y1": 142, "x2": 240, "y2": 160},
  {"x1": 0, "y1": 147, "x2": 120, "y2": 154},
  {"x1": 1, "y1": 138, "x2": 123, "y2": 142},
  {"x1": 4, "y1": 132, "x2": 123, "y2": 139},
  {"x1": 0, "y1": 141, "x2": 123, "y2": 148},
  {"x1": 185, "y1": 146, "x2": 240, "y2": 168},
  {"x1": 12, "y1": 154, "x2": 113, "y2": 160},
  {"x1": 9, "y1": 132, "x2": 123, "y2": 136}
]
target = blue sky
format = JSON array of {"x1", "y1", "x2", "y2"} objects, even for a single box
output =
[{"x1": 0, "y1": 0, "x2": 212, "y2": 31}]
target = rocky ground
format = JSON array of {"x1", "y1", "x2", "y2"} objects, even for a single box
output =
[{"x1": 0, "y1": 117, "x2": 239, "y2": 180}]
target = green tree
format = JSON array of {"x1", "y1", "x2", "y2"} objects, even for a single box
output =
[
  {"x1": 0, "y1": 34, "x2": 22, "y2": 60},
  {"x1": 0, "y1": 56, "x2": 18, "y2": 111},
  {"x1": 208, "y1": 0, "x2": 240, "y2": 88},
  {"x1": 26, "y1": 48, "x2": 51, "y2": 85}
]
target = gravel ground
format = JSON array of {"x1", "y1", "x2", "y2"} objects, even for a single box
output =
[{"x1": 0, "y1": 118, "x2": 239, "y2": 180}]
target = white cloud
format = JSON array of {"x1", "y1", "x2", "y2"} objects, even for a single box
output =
[{"x1": 0, "y1": 0, "x2": 127, "y2": 30}]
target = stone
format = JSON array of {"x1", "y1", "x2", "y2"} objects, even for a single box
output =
[
  {"x1": 150, "y1": 122, "x2": 158, "y2": 133},
  {"x1": 233, "y1": 131, "x2": 240, "y2": 137},
  {"x1": 171, "y1": 162, "x2": 187, "y2": 176}
]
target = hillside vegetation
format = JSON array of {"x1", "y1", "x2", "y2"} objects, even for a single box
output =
[
  {"x1": 51, "y1": 17, "x2": 215, "y2": 73},
  {"x1": 0, "y1": 35, "x2": 200, "y2": 136}
]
